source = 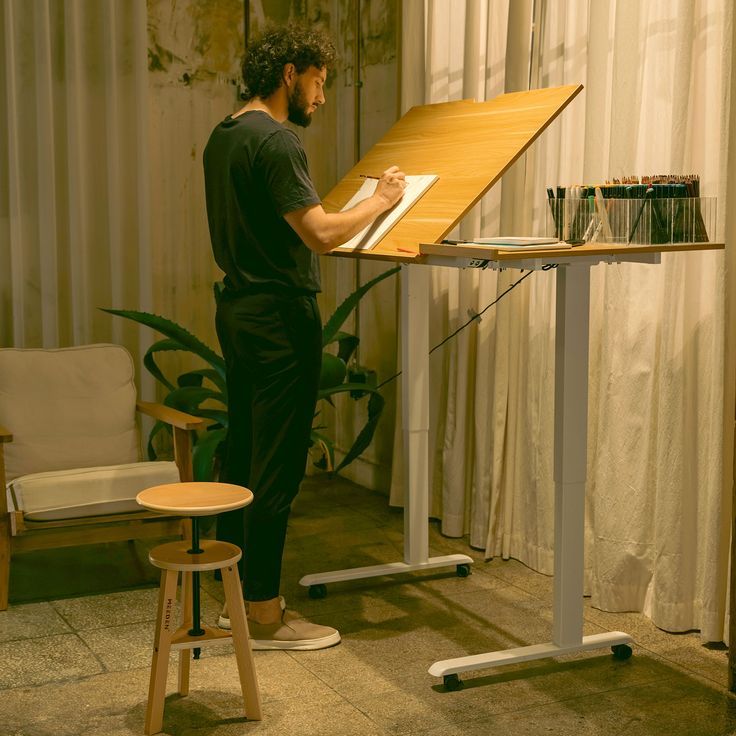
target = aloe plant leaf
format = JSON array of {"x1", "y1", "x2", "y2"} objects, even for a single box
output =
[
  {"x1": 178, "y1": 368, "x2": 227, "y2": 395},
  {"x1": 141, "y1": 339, "x2": 185, "y2": 392},
  {"x1": 146, "y1": 420, "x2": 170, "y2": 461},
  {"x1": 101, "y1": 308, "x2": 225, "y2": 377},
  {"x1": 195, "y1": 408, "x2": 229, "y2": 428},
  {"x1": 335, "y1": 391, "x2": 385, "y2": 472},
  {"x1": 323, "y1": 328, "x2": 356, "y2": 347},
  {"x1": 178, "y1": 371, "x2": 203, "y2": 388},
  {"x1": 192, "y1": 426, "x2": 227, "y2": 481},
  {"x1": 320, "y1": 353, "x2": 347, "y2": 389},
  {"x1": 164, "y1": 386, "x2": 223, "y2": 413},
  {"x1": 322, "y1": 266, "x2": 399, "y2": 345},
  {"x1": 334, "y1": 332, "x2": 360, "y2": 364}
]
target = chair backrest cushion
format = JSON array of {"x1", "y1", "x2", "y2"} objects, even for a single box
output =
[{"x1": 0, "y1": 344, "x2": 140, "y2": 481}]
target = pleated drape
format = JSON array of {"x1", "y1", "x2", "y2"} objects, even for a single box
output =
[
  {"x1": 1, "y1": 0, "x2": 151, "y2": 366},
  {"x1": 392, "y1": 0, "x2": 735, "y2": 642}
]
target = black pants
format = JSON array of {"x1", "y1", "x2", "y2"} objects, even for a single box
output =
[{"x1": 214, "y1": 288, "x2": 322, "y2": 601}]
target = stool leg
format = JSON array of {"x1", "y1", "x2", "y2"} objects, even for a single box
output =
[
  {"x1": 145, "y1": 568, "x2": 179, "y2": 735},
  {"x1": 178, "y1": 571, "x2": 192, "y2": 696},
  {"x1": 221, "y1": 564, "x2": 262, "y2": 720}
]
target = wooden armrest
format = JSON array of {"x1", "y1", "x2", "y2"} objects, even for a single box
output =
[
  {"x1": 0, "y1": 427, "x2": 9, "y2": 513},
  {"x1": 136, "y1": 401, "x2": 206, "y2": 430}
]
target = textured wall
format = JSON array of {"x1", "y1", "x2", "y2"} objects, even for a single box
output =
[{"x1": 146, "y1": 0, "x2": 244, "y2": 376}]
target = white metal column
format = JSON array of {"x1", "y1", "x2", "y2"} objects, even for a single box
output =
[
  {"x1": 402, "y1": 263, "x2": 430, "y2": 564},
  {"x1": 300, "y1": 264, "x2": 472, "y2": 592},
  {"x1": 552, "y1": 262, "x2": 589, "y2": 646}
]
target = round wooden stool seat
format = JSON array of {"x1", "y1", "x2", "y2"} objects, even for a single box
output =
[
  {"x1": 136, "y1": 481, "x2": 253, "y2": 516},
  {"x1": 137, "y1": 481, "x2": 261, "y2": 734},
  {"x1": 149, "y1": 539, "x2": 242, "y2": 572}
]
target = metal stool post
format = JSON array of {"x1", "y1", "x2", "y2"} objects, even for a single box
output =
[{"x1": 187, "y1": 516, "x2": 205, "y2": 652}]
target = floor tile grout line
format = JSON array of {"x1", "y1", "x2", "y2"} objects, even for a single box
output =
[
  {"x1": 72, "y1": 628, "x2": 109, "y2": 676},
  {"x1": 282, "y1": 647, "x2": 374, "y2": 714}
]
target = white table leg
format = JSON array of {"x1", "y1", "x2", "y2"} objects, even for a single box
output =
[
  {"x1": 300, "y1": 264, "x2": 472, "y2": 593},
  {"x1": 429, "y1": 263, "x2": 632, "y2": 684},
  {"x1": 553, "y1": 261, "x2": 589, "y2": 646}
]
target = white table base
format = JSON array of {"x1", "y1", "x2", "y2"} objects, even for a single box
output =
[{"x1": 302, "y1": 251, "x2": 652, "y2": 687}]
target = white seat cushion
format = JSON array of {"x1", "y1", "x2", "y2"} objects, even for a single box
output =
[{"x1": 7, "y1": 461, "x2": 181, "y2": 522}]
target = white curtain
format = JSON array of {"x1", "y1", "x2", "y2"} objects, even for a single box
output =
[
  {"x1": 394, "y1": 0, "x2": 735, "y2": 642},
  {"x1": 1, "y1": 1, "x2": 242, "y2": 395},
  {"x1": 0, "y1": 0, "x2": 152, "y2": 372}
]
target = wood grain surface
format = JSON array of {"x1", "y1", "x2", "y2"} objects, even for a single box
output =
[
  {"x1": 137, "y1": 482, "x2": 253, "y2": 516},
  {"x1": 418, "y1": 240, "x2": 726, "y2": 262},
  {"x1": 325, "y1": 85, "x2": 584, "y2": 259}
]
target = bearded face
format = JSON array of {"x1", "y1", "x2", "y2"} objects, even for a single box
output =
[{"x1": 287, "y1": 78, "x2": 312, "y2": 128}]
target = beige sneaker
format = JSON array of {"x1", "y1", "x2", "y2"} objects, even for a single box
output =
[
  {"x1": 217, "y1": 595, "x2": 286, "y2": 630},
  {"x1": 248, "y1": 612, "x2": 341, "y2": 651}
]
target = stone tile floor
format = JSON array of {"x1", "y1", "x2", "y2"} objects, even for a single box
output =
[{"x1": 1, "y1": 476, "x2": 734, "y2": 735}]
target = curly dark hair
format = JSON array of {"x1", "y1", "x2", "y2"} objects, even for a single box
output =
[{"x1": 242, "y1": 23, "x2": 336, "y2": 101}]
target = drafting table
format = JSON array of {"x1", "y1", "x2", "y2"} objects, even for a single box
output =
[{"x1": 298, "y1": 85, "x2": 724, "y2": 687}]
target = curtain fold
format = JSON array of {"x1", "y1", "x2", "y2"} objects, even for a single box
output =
[
  {"x1": 395, "y1": 0, "x2": 733, "y2": 641},
  {"x1": 726, "y1": 0, "x2": 736, "y2": 651},
  {"x1": 1, "y1": 0, "x2": 150, "y2": 360}
]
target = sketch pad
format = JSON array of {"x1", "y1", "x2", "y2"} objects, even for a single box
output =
[{"x1": 336, "y1": 175, "x2": 438, "y2": 251}]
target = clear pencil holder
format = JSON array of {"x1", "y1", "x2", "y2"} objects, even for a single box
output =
[{"x1": 546, "y1": 197, "x2": 716, "y2": 245}]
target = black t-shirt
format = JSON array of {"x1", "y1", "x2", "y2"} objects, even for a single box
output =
[{"x1": 203, "y1": 110, "x2": 321, "y2": 293}]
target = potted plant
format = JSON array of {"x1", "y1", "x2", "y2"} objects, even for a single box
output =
[{"x1": 102, "y1": 266, "x2": 398, "y2": 480}]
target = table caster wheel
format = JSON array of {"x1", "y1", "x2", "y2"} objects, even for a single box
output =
[
  {"x1": 611, "y1": 644, "x2": 632, "y2": 660},
  {"x1": 443, "y1": 673, "x2": 463, "y2": 691},
  {"x1": 456, "y1": 564, "x2": 471, "y2": 578},
  {"x1": 308, "y1": 584, "x2": 327, "y2": 599}
]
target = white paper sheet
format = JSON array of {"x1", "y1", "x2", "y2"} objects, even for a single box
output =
[{"x1": 336, "y1": 174, "x2": 438, "y2": 251}]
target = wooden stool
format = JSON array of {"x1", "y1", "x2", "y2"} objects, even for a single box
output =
[{"x1": 136, "y1": 482, "x2": 262, "y2": 735}]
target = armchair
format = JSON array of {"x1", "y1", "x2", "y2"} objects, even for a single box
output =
[{"x1": 0, "y1": 344, "x2": 206, "y2": 610}]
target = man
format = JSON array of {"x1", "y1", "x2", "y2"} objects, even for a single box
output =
[{"x1": 203, "y1": 23, "x2": 405, "y2": 650}]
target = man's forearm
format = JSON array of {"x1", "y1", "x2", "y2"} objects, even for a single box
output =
[
  {"x1": 285, "y1": 165, "x2": 406, "y2": 253},
  {"x1": 318, "y1": 195, "x2": 390, "y2": 252},
  {"x1": 285, "y1": 195, "x2": 392, "y2": 254}
]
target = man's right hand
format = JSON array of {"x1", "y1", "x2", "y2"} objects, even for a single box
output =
[
  {"x1": 374, "y1": 165, "x2": 406, "y2": 210},
  {"x1": 284, "y1": 163, "x2": 408, "y2": 254}
]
